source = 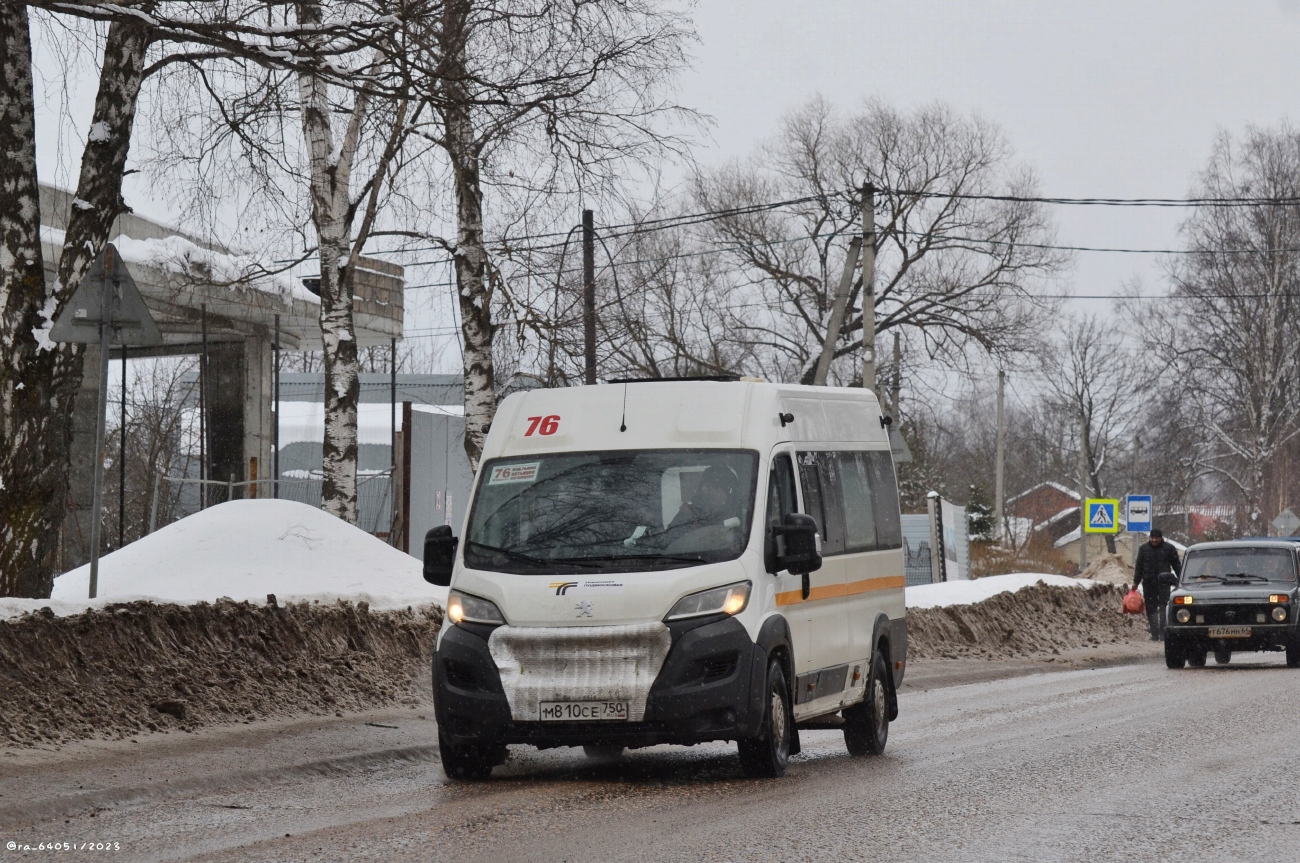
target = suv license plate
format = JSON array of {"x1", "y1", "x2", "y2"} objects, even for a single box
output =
[
  {"x1": 1208, "y1": 626, "x2": 1251, "y2": 638},
  {"x1": 539, "y1": 701, "x2": 629, "y2": 722}
]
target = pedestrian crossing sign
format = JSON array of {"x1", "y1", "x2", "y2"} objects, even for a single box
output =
[{"x1": 1084, "y1": 498, "x2": 1120, "y2": 534}]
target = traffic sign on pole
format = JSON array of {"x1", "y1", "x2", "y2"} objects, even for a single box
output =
[
  {"x1": 51, "y1": 244, "x2": 161, "y2": 600},
  {"x1": 1084, "y1": 498, "x2": 1120, "y2": 534},
  {"x1": 1125, "y1": 495, "x2": 1153, "y2": 534}
]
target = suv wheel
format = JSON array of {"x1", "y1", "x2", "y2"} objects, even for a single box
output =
[
  {"x1": 1213, "y1": 647, "x2": 1232, "y2": 665},
  {"x1": 1287, "y1": 643, "x2": 1300, "y2": 668},
  {"x1": 1186, "y1": 645, "x2": 1208, "y2": 667},
  {"x1": 1164, "y1": 639, "x2": 1186, "y2": 669}
]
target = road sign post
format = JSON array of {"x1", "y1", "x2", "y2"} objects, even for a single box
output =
[
  {"x1": 1084, "y1": 499, "x2": 1120, "y2": 535},
  {"x1": 51, "y1": 244, "x2": 161, "y2": 599},
  {"x1": 1125, "y1": 495, "x2": 1153, "y2": 534}
]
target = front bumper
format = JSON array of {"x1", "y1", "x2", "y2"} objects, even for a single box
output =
[
  {"x1": 1166, "y1": 622, "x2": 1297, "y2": 651},
  {"x1": 433, "y1": 616, "x2": 764, "y2": 748}
]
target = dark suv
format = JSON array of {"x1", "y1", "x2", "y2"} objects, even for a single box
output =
[{"x1": 1164, "y1": 538, "x2": 1300, "y2": 669}]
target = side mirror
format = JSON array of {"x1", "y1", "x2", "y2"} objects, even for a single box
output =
[
  {"x1": 423, "y1": 525, "x2": 458, "y2": 586},
  {"x1": 772, "y1": 512, "x2": 822, "y2": 575},
  {"x1": 1156, "y1": 571, "x2": 1179, "y2": 587}
]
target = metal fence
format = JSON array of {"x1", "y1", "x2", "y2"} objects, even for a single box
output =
[{"x1": 157, "y1": 469, "x2": 394, "y2": 536}]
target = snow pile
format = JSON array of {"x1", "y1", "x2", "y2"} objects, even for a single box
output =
[
  {"x1": 907, "y1": 582, "x2": 1148, "y2": 660},
  {"x1": 1080, "y1": 554, "x2": 1133, "y2": 585},
  {"x1": 32, "y1": 499, "x2": 442, "y2": 615},
  {"x1": 907, "y1": 573, "x2": 1096, "y2": 610},
  {"x1": 1, "y1": 599, "x2": 441, "y2": 747}
]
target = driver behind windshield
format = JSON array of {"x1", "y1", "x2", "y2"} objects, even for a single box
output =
[{"x1": 667, "y1": 465, "x2": 742, "y2": 532}]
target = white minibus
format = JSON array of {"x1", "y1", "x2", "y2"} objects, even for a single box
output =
[{"x1": 424, "y1": 379, "x2": 906, "y2": 779}]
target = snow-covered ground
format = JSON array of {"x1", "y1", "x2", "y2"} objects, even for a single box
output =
[
  {"x1": 1, "y1": 500, "x2": 444, "y2": 620},
  {"x1": 906, "y1": 573, "x2": 1097, "y2": 610}
]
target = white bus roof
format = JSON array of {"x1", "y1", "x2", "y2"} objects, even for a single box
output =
[{"x1": 482, "y1": 380, "x2": 890, "y2": 461}]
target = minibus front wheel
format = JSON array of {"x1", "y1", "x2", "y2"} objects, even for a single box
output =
[
  {"x1": 737, "y1": 658, "x2": 792, "y2": 778},
  {"x1": 439, "y1": 729, "x2": 504, "y2": 781}
]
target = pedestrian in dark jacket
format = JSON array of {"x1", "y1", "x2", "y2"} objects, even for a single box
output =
[{"x1": 1134, "y1": 529, "x2": 1181, "y2": 640}]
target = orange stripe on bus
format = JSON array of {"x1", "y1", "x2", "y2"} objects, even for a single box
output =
[{"x1": 774, "y1": 575, "x2": 906, "y2": 606}]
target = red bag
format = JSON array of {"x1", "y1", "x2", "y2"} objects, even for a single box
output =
[{"x1": 1122, "y1": 589, "x2": 1145, "y2": 615}]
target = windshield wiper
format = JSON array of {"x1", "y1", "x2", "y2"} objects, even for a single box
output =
[
  {"x1": 1190, "y1": 574, "x2": 1227, "y2": 582},
  {"x1": 466, "y1": 541, "x2": 599, "y2": 569},
  {"x1": 551, "y1": 553, "x2": 707, "y2": 566},
  {"x1": 1222, "y1": 572, "x2": 1270, "y2": 583}
]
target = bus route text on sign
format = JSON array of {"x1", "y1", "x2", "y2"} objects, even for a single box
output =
[{"x1": 1084, "y1": 498, "x2": 1120, "y2": 534}]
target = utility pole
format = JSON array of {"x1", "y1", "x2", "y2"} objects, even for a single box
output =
[
  {"x1": 582, "y1": 208, "x2": 596, "y2": 385},
  {"x1": 118, "y1": 346, "x2": 127, "y2": 549},
  {"x1": 1079, "y1": 419, "x2": 1089, "y2": 571},
  {"x1": 273, "y1": 314, "x2": 280, "y2": 500},
  {"x1": 812, "y1": 236, "x2": 862, "y2": 386},
  {"x1": 87, "y1": 266, "x2": 115, "y2": 598},
  {"x1": 860, "y1": 184, "x2": 878, "y2": 394},
  {"x1": 890, "y1": 332, "x2": 902, "y2": 418},
  {"x1": 995, "y1": 369, "x2": 1006, "y2": 545}
]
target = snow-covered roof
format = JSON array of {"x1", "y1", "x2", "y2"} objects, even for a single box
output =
[{"x1": 1007, "y1": 481, "x2": 1081, "y2": 506}]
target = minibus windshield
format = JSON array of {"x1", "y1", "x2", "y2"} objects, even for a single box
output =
[{"x1": 464, "y1": 450, "x2": 759, "y2": 574}]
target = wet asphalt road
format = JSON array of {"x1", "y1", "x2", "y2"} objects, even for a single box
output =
[{"x1": 5, "y1": 655, "x2": 1298, "y2": 862}]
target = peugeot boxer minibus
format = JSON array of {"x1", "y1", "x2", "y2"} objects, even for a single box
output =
[{"x1": 423, "y1": 379, "x2": 906, "y2": 779}]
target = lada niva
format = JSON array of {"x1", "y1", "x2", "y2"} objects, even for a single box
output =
[{"x1": 1164, "y1": 538, "x2": 1300, "y2": 669}]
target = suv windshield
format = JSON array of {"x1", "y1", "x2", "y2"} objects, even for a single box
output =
[
  {"x1": 464, "y1": 449, "x2": 759, "y2": 574},
  {"x1": 1182, "y1": 547, "x2": 1298, "y2": 585}
]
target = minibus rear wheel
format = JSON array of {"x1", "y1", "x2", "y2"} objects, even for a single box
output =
[
  {"x1": 738, "y1": 658, "x2": 791, "y2": 778},
  {"x1": 843, "y1": 651, "x2": 890, "y2": 756}
]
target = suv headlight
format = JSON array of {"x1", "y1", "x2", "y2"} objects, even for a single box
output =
[
  {"x1": 447, "y1": 590, "x2": 506, "y2": 626},
  {"x1": 1175, "y1": 608, "x2": 1192, "y2": 624},
  {"x1": 1272, "y1": 606, "x2": 1288, "y2": 623},
  {"x1": 666, "y1": 581, "x2": 751, "y2": 621}
]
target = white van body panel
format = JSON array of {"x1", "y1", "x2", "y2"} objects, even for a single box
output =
[{"x1": 438, "y1": 380, "x2": 906, "y2": 745}]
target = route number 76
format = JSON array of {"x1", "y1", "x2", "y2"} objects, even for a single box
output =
[{"x1": 524, "y1": 415, "x2": 561, "y2": 436}]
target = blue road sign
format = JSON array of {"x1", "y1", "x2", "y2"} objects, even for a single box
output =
[
  {"x1": 1126, "y1": 495, "x2": 1153, "y2": 534},
  {"x1": 1084, "y1": 498, "x2": 1119, "y2": 534}
]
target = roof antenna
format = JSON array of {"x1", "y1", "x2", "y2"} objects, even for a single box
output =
[{"x1": 619, "y1": 383, "x2": 628, "y2": 432}]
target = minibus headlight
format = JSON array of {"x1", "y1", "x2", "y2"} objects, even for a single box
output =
[
  {"x1": 666, "y1": 582, "x2": 752, "y2": 621},
  {"x1": 447, "y1": 590, "x2": 506, "y2": 626}
]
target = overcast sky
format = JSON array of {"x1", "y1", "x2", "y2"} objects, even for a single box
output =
[
  {"x1": 33, "y1": 1, "x2": 1300, "y2": 363},
  {"x1": 681, "y1": 0, "x2": 1300, "y2": 310}
]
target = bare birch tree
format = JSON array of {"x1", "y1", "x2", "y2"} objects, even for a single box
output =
[
  {"x1": 415, "y1": 0, "x2": 695, "y2": 467},
  {"x1": 694, "y1": 96, "x2": 1066, "y2": 387},
  {"x1": 1154, "y1": 125, "x2": 1300, "y2": 530}
]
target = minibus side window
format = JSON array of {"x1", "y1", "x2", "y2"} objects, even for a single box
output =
[
  {"x1": 798, "y1": 452, "x2": 845, "y2": 556},
  {"x1": 868, "y1": 451, "x2": 903, "y2": 550},
  {"x1": 764, "y1": 454, "x2": 798, "y2": 570},
  {"x1": 835, "y1": 452, "x2": 877, "y2": 553}
]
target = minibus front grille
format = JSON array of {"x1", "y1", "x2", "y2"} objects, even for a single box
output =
[{"x1": 488, "y1": 623, "x2": 673, "y2": 722}]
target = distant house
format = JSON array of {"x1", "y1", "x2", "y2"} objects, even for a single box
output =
[{"x1": 1007, "y1": 482, "x2": 1080, "y2": 532}]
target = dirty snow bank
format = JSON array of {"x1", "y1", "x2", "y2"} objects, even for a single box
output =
[
  {"x1": 906, "y1": 573, "x2": 1096, "y2": 610},
  {"x1": 0, "y1": 599, "x2": 440, "y2": 747},
  {"x1": 907, "y1": 583, "x2": 1147, "y2": 660},
  {"x1": 16, "y1": 500, "x2": 444, "y2": 618}
]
